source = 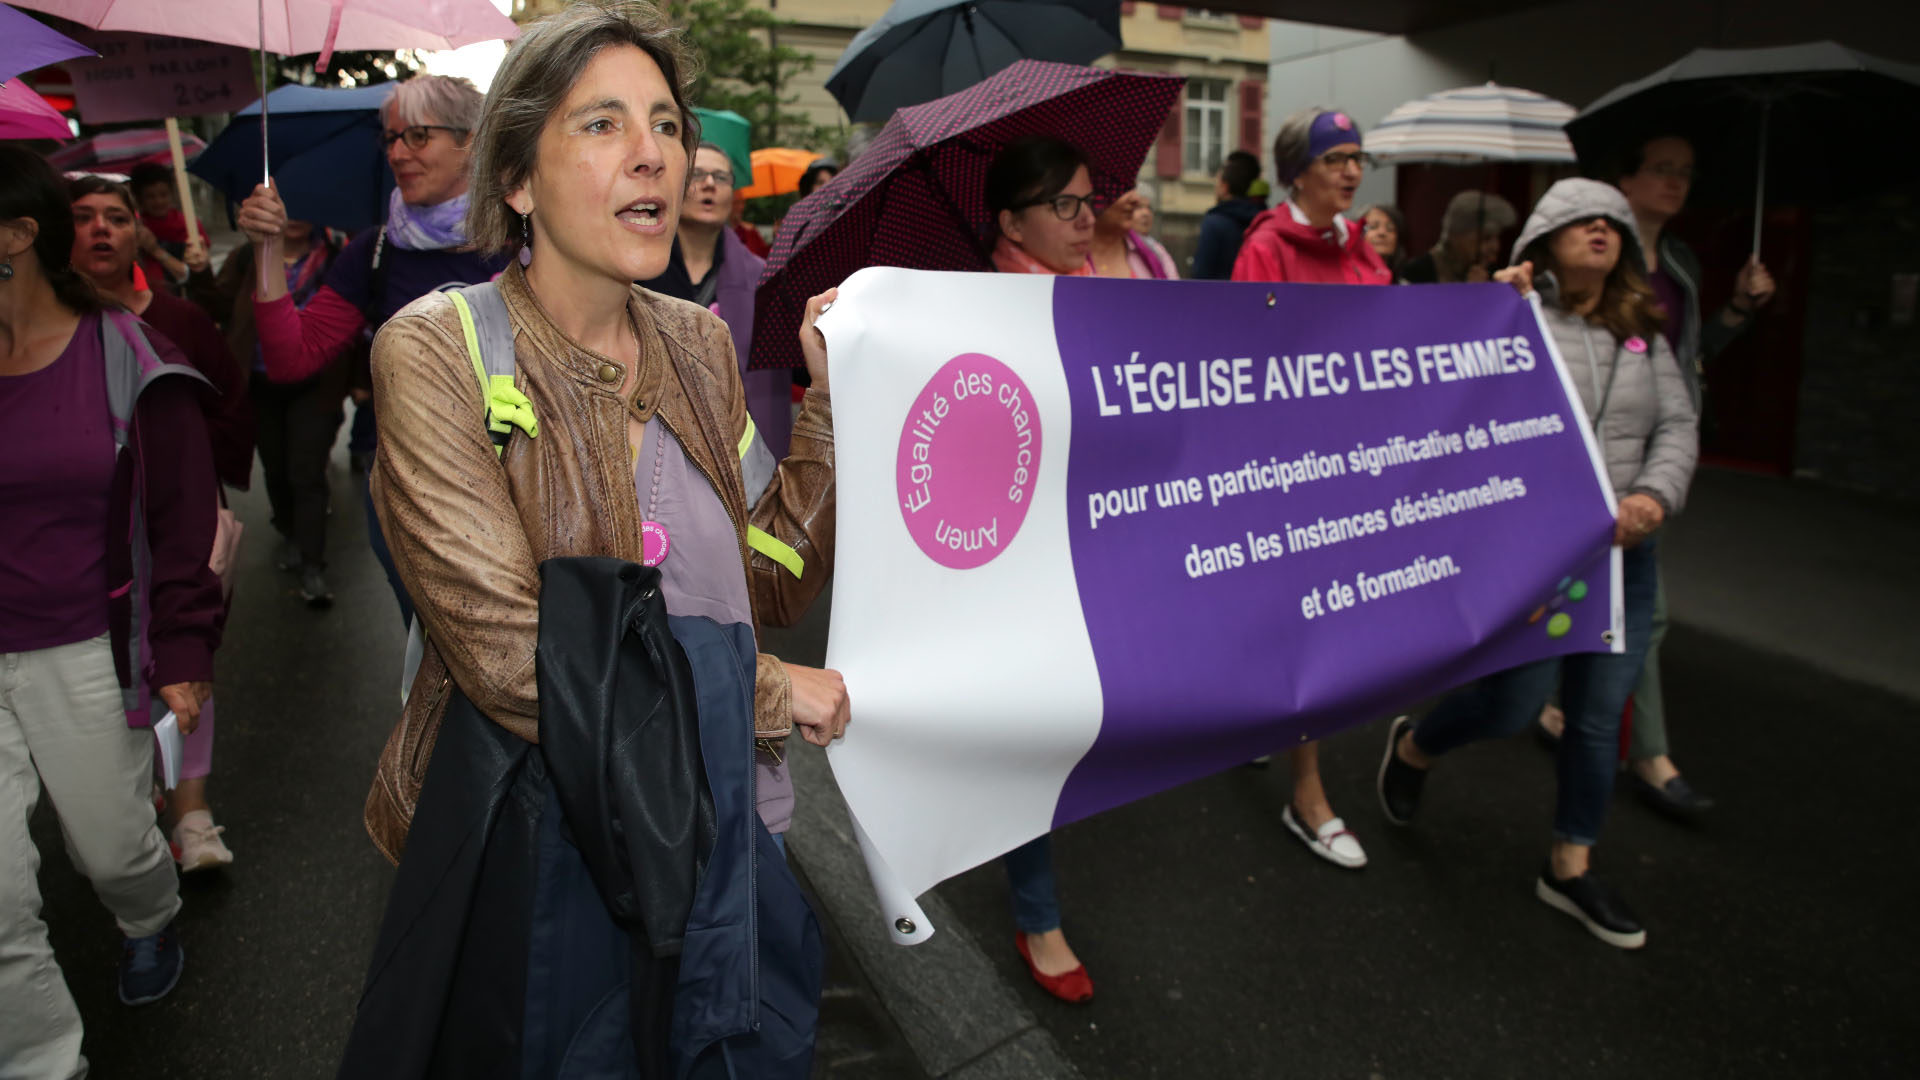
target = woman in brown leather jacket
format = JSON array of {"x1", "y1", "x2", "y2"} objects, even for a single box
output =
[{"x1": 363, "y1": 1, "x2": 846, "y2": 863}]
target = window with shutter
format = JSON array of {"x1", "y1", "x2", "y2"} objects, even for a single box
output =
[
  {"x1": 1239, "y1": 80, "x2": 1264, "y2": 154},
  {"x1": 1183, "y1": 79, "x2": 1230, "y2": 176}
]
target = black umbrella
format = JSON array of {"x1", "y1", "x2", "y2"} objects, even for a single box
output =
[
  {"x1": 826, "y1": 0, "x2": 1122, "y2": 123},
  {"x1": 1567, "y1": 41, "x2": 1920, "y2": 255}
]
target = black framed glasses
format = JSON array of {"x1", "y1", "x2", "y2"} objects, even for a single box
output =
[
  {"x1": 381, "y1": 125, "x2": 467, "y2": 151},
  {"x1": 1018, "y1": 192, "x2": 1107, "y2": 221},
  {"x1": 687, "y1": 167, "x2": 735, "y2": 188},
  {"x1": 1318, "y1": 150, "x2": 1374, "y2": 170}
]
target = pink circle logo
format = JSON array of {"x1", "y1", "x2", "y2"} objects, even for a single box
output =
[{"x1": 896, "y1": 354, "x2": 1041, "y2": 570}]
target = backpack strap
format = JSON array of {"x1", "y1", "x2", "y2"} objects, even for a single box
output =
[
  {"x1": 446, "y1": 283, "x2": 537, "y2": 456},
  {"x1": 736, "y1": 415, "x2": 803, "y2": 580}
]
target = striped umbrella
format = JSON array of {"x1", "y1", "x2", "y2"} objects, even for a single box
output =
[
  {"x1": 1364, "y1": 82, "x2": 1576, "y2": 164},
  {"x1": 48, "y1": 127, "x2": 207, "y2": 174}
]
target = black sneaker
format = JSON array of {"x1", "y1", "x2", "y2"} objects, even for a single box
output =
[
  {"x1": 1377, "y1": 715, "x2": 1427, "y2": 825},
  {"x1": 1630, "y1": 772, "x2": 1714, "y2": 823},
  {"x1": 1535, "y1": 864, "x2": 1647, "y2": 949},
  {"x1": 118, "y1": 921, "x2": 184, "y2": 1005},
  {"x1": 301, "y1": 566, "x2": 334, "y2": 610}
]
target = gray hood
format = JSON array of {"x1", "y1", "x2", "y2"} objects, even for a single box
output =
[{"x1": 1509, "y1": 177, "x2": 1644, "y2": 271}]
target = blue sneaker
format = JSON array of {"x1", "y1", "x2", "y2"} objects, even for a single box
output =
[{"x1": 118, "y1": 921, "x2": 184, "y2": 1005}]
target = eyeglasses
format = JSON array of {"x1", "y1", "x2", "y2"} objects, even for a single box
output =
[
  {"x1": 688, "y1": 168, "x2": 735, "y2": 188},
  {"x1": 1363, "y1": 219, "x2": 1396, "y2": 234},
  {"x1": 381, "y1": 125, "x2": 467, "y2": 151},
  {"x1": 1318, "y1": 151, "x2": 1374, "y2": 171},
  {"x1": 1018, "y1": 192, "x2": 1107, "y2": 221},
  {"x1": 1643, "y1": 163, "x2": 1696, "y2": 182}
]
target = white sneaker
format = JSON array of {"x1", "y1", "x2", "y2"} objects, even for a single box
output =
[
  {"x1": 1282, "y1": 805, "x2": 1368, "y2": 869},
  {"x1": 172, "y1": 810, "x2": 234, "y2": 873}
]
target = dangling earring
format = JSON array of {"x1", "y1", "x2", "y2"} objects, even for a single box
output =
[
  {"x1": 518, "y1": 211, "x2": 532, "y2": 268},
  {"x1": 0, "y1": 255, "x2": 13, "y2": 281}
]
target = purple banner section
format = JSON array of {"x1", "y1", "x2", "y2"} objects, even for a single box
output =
[{"x1": 1052, "y1": 279, "x2": 1618, "y2": 829}]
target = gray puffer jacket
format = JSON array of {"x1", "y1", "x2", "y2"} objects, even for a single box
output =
[{"x1": 1513, "y1": 179, "x2": 1699, "y2": 515}]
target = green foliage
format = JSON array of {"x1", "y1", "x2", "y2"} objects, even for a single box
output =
[
  {"x1": 272, "y1": 50, "x2": 425, "y2": 89},
  {"x1": 663, "y1": 0, "x2": 841, "y2": 154}
]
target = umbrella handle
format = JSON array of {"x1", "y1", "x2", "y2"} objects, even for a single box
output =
[
  {"x1": 259, "y1": 0, "x2": 271, "y2": 187},
  {"x1": 164, "y1": 118, "x2": 203, "y2": 266},
  {"x1": 1751, "y1": 99, "x2": 1769, "y2": 261}
]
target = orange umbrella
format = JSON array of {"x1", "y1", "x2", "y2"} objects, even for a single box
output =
[{"x1": 737, "y1": 147, "x2": 822, "y2": 199}]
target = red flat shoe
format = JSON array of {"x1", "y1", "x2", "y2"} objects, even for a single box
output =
[{"x1": 1015, "y1": 934, "x2": 1094, "y2": 1004}]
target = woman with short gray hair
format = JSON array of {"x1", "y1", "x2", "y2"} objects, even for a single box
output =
[
  {"x1": 1232, "y1": 106, "x2": 1391, "y2": 286},
  {"x1": 1231, "y1": 105, "x2": 1388, "y2": 874},
  {"x1": 235, "y1": 73, "x2": 506, "y2": 614}
]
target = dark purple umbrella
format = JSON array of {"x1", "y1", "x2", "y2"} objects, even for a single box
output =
[{"x1": 749, "y1": 59, "x2": 1183, "y2": 369}]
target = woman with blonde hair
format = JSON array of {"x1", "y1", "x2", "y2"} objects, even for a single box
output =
[{"x1": 336, "y1": 3, "x2": 843, "y2": 1075}]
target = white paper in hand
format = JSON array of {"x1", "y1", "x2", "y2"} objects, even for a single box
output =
[{"x1": 153, "y1": 711, "x2": 183, "y2": 791}]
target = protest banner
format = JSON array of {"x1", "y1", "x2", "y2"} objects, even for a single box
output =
[
  {"x1": 815, "y1": 269, "x2": 1624, "y2": 944},
  {"x1": 66, "y1": 32, "x2": 254, "y2": 125}
]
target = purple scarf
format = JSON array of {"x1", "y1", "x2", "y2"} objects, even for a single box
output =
[{"x1": 384, "y1": 188, "x2": 471, "y2": 251}]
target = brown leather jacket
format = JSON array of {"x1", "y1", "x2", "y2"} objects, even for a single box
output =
[{"x1": 364, "y1": 263, "x2": 834, "y2": 863}]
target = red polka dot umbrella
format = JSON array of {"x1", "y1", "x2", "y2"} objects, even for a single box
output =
[{"x1": 749, "y1": 59, "x2": 1184, "y2": 370}]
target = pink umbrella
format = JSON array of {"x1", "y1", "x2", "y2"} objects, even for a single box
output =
[
  {"x1": 0, "y1": 77, "x2": 72, "y2": 140},
  {"x1": 8, "y1": 0, "x2": 518, "y2": 60},
  {"x1": 11, "y1": 0, "x2": 520, "y2": 177}
]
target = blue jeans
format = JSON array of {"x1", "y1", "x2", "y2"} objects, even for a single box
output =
[
  {"x1": 1003, "y1": 836, "x2": 1060, "y2": 934},
  {"x1": 1412, "y1": 539, "x2": 1659, "y2": 847}
]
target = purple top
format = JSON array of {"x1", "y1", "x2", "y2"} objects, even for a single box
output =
[
  {"x1": 0, "y1": 312, "x2": 114, "y2": 653},
  {"x1": 634, "y1": 418, "x2": 795, "y2": 833},
  {"x1": 1649, "y1": 265, "x2": 1686, "y2": 352}
]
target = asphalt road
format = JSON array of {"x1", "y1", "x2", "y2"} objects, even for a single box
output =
[
  {"x1": 35, "y1": 437, "x2": 1916, "y2": 1078},
  {"x1": 933, "y1": 624, "x2": 1920, "y2": 1078}
]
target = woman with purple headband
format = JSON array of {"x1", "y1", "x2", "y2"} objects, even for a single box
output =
[
  {"x1": 1232, "y1": 106, "x2": 1392, "y2": 287},
  {"x1": 1231, "y1": 106, "x2": 1389, "y2": 873}
]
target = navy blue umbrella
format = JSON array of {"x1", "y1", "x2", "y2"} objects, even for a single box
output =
[
  {"x1": 190, "y1": 82, "x2": 398, "y2": 234},
  {"x1": 827, "y1": 0, "x2": 1122, "y2": 123}
]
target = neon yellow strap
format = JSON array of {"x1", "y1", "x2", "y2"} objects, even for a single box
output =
[
  {"x1": 747, "y1": 526, "x2": 803, "y2": 580},
  {"x1": 737, "y1": 416, "x2": 756, "y2": 459},
  {"x1": 447, "y1": 291, "x2": 538, "y2": 454}
]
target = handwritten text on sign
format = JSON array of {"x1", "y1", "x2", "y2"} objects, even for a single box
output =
[{"x1": 68, "y1": 32, "x2": 256, "y2": 125}]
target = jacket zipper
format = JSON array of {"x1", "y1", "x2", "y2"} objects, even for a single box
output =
[{"x1": 410, "y1": 675, "x2": 452, "y2": 777}]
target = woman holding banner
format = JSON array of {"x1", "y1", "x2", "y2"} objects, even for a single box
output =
[
  {"x1": 336, "y1": 5, "x2": 842, "y2": 1070},
  {"x1": 981, "y1": 135, "x2": 1099, "y2": 1003},
  {"x1": 1230, "y1": 106, "x2": 1388, "y2": 873},
  {"x1": 1377, "y1": 178, "x2": 1698, "y2": 950}
]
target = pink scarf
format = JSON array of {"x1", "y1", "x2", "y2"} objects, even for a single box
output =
[{"x1": 991, "y1": 236, "x2": 1093, "y2": 276}]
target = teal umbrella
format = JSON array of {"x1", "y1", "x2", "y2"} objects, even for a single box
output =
[{"x1": 693, "y1": 107, "x2": 752, "y2": 186}]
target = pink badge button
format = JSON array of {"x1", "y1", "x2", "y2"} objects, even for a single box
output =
[
  {"x1": 1624, "y1": 336, "x2": 1648, "y2": 354},
  {"x1": 642, "y1": 521, "x2": 671, "y2": 567}
]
